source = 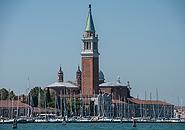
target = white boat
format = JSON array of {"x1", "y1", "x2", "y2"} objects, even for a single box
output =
[
  {"x1": 48, "y1": 118, "x2": 62, "y2": 122},
  {"x1": 98, "y1": 117, "x2": 111, "y2": 121},
  {"x1": 170, "y1": 118, "x2": 180, "y2": 122},
  {"x1": 35, "y1": 118, "x2": 48, "y2": 123},
  {"x1": 35, "y1": 114, "x2": 61, "y2": 123},
  {"x1": 1, "y1": 118, "x2": 14, "y2": 123}
]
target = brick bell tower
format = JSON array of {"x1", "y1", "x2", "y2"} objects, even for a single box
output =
[
  {"x1": 76, "y1": 64, "x2": 81, "y2": 89},
  {"x1": 58, "y1": 65, "x2": 63, "y2": 82},
  {"x1": 81, "y1": 4, "x2": 99, "y2": 95}
]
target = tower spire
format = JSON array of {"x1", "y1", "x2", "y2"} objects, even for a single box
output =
[{"x1": 85, "y1": 4, "x2": 95, "y2": 32}]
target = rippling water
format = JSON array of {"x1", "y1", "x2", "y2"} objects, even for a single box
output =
[{"x1": 1, "y1": 123, "x2": 185, "y2": 130}]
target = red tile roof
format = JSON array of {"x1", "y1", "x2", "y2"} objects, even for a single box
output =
[
  {"x1": 127, "y1": 98, "x2": 173, "y2": 106},
  {"x1": 0, "y1": 100, "x2": 31, "y2": 108},
  {"x1": 112, "y1": 99, "x2": 127, "y2": 104}
]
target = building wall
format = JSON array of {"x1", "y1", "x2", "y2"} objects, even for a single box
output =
[
  {"x1": 81, "y1": 57, "x2": 99, "y2": 95},
  {"x1": 113, "y1": 87, "x2": 128, "y2": 100},
  {"x1": 0, "y1": 107, "x2": 32, "y2": 118},
  {"x1": 100, "y1": 87, "x2": 129, "y2": 100}
]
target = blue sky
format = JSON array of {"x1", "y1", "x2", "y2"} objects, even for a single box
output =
[{"x1": 0, "y1": 0, "x2": 185, "y2": 106}]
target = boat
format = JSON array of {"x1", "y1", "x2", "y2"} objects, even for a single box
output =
[{"x1": 0, "y1": 118, "x2": 14, "y2": 124}]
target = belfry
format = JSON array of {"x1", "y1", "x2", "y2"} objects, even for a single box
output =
[
  {"x1": 58, "y1": 65, "x2": 63, "y2": 82},
  {"x1": 81, "y1": 4, "x2": 99, "y2": 95}
]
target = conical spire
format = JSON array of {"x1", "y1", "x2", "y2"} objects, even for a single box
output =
[{"x1": 85, "y1": 4, "x2": 95, "y2": 32}]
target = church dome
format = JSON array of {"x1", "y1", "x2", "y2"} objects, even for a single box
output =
[{"x1": 99, "y1": 70, "x2": 105, "y2": 80}]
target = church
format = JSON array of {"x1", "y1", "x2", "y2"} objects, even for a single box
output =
[
  {"x1": 45, "y1": 5, "x2": 174, "y2": 118},
  {"x1": 45, "y1": 4, "x2": 131, "y2": 101}
]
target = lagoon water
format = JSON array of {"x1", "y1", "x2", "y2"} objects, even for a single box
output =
[{"x1": 1, "y1": 123, "x2": 185, "y2": 130}]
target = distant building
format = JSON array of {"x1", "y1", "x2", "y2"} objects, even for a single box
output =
[
  {"x1": 0, "y1": 100, "x2": 32, "y2": 118},
  {"x1": 127, "y1": 98, "x2": 174, "y2": 118},
  {"x1": 45, "y1": 66, "x2": 79, "y2": 96},
  {"x1": 174, "y1": 106, "x2": 185, "y2": 118},
  {"x1": 19, "y1": 94, "x2": 28, "y2": 103},
  {"x1": 99, "y1": 72, "x2": 131, "y2": 100}
]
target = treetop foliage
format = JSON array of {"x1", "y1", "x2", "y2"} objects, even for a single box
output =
[{"x1": 0, "y1": 88, "x2": 16, "y2": 100}]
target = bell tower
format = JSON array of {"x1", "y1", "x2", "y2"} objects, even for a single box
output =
[
  {"x1": 58, "y1": 65, "x2": 63, "y2": 82},
  {"x1": 76, "y1": 65, "x2": 81, "y2": 89},
  {"x1": 81, "y1": 4, "x2": 99, "y2": 95}
]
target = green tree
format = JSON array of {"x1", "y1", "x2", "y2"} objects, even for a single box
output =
[
  {"x1": 0, "y1": 88, "x2": 16, "y2": 100},
  {"x1": 65, "y1": 97, "x2": 86, "y2": 117},
  {"x1": 0, "y1": 88, "x2": 9, "y2": 100},
  {"x1": 28, "y1": 86, "x2": 45, "y2": 107},
  {"x1": 46, "y1": 87, "x2": 51, "y2": 104},
  {"x1": 48, "y1": 102, "x2": 55, "y2": 108},
  {"x1": 10, "y1": 91, "x2": 16, "y2": 100},
  {"x1": 48, "y1": 91, "x2": 60, "y2": 109},
  {"x1": 50, "y1": 91, "x2": 56, "y2": 102}
]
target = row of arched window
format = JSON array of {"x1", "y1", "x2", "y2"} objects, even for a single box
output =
[
  {"x1": 84, "y1": 42, "x2": 97, "y2": 50},
  {"x1": 84, "y1": 42, "x2": 91, "y2": 50}
]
